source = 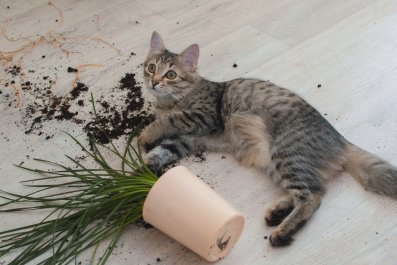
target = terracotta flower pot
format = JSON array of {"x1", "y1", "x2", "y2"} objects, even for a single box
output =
[{"x1": 143, "y1": 166, "x2": 244, "y2": 262}]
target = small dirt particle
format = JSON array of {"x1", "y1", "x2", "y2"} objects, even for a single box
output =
[
  {"x1": 67, "y1": 67, "x2": 78, "y2": 73},
  {"x1": 264, "y1": 236, "x2": 268, "y2": 240},
  {"x1": 156, "y1": 258, "x2": 161, "y2": 262},
  {"x1": 232, "y1": 63, "x2": 238, "y2": 68},
  {"x1": 77, "y1": 100, "x2": 84, "y2": 106},
  {"x1": 317, "y1": 84, "x2": 322, "y2": 88}
]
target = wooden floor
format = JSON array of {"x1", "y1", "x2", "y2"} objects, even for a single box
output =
[{"x1": 1, "y1": 0, "x2": 397, "y2": 264}]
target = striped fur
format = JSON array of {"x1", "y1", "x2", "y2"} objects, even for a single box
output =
[{"x1": 138, "y1": 32, "x2": 397, "y2": 246}]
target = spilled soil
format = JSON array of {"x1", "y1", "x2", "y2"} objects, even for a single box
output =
[
  {"x1": 2, "y1": 64, "x2": 153, "y2": 144},
  {"x1": 83, "y1": 73, "x2": 154, "y2": 144}
]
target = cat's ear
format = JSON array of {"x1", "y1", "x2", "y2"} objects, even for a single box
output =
[
  {"x1": 149, "y1": 31, "x2": 165, "y2": 56},
  {"x1": 180, "y1": 44, "x2": 199, "y2": 72}
]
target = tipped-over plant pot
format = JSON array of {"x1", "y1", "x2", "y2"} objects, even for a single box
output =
[{"x1": 143, "y1": 166, "x2": 245, "y2": 262}]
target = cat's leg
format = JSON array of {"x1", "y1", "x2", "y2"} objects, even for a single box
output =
[
  {"x1": 144, "y1": 136, "x2": 199, "y2": 174},
  {"x1": 268, "y1": 190, "x2": 322, "y2": 246},
  {"x1": 264, "y1": 195, "x2": 294, "y2": 226},
  {"x1": 267, "y1": 158, "x2": 324, "y2": 246},
  {"x1": 229, "y1": 113, "x2": 272, "y2": 170}
]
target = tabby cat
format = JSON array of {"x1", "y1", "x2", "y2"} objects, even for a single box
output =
[{"x1": 139, "y1": 31, "x2": 397, "y2": 246}]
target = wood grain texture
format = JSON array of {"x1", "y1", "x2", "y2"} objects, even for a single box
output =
[{"x1": 0, "y1": 0, "x2": 396, "y2": 264}]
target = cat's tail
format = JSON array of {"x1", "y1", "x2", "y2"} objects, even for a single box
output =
[{"x1": 345, "y1": 143, "x2": 397, "y2": 198}]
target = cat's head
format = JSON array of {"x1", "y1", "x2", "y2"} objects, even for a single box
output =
[{"x1": 143, "y1": 31, "x2": 200, "y2": 101}]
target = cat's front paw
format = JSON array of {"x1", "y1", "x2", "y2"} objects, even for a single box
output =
[
  {"x1": 138, "y1": 127, "x2": 158, "y2": 151},
  {"x1": 143, "y1": 153, "x2": 162, "y2": 176}
]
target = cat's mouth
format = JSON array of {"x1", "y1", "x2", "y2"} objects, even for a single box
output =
[{"x1": 148, "y1": 85, "x2": 166, "y2": 97}]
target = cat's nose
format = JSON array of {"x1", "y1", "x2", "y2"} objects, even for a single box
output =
[{"x1": 151, "y1": 81, "x2": 159, "y2": 88}]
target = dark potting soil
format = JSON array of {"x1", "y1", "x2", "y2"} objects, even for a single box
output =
[{"x1": 83, "y1": 72, "x2": 154, "y2": 144}]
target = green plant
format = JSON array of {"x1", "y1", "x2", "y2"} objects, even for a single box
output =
[{"x1": 0, "y1": 131, "x2": 157, "y2": 265}]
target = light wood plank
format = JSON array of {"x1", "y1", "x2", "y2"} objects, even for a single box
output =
[{"x1": 250, "y1": 0, "x2": 376, "y2": 46}]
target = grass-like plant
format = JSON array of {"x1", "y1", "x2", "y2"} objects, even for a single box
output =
[
  {"x1": 0, "y1": 132, "x2": 157, "y2": 265},
  {"x1": 0, "y1": 97, "x2": 158, "y2": 265}
]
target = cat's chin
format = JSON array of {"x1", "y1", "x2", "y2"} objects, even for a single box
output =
[
  {"x1": 146, "y1": 87, "x2": 176, "y2": 103},
  {"x1": 147, "y1": 87, "x2": 168, "y2": 98}
]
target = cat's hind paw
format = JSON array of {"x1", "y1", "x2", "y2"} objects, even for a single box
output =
[
  {"x1": 265, "y1": 206, "x2": 294, "y2": 226},
  {"x1": 269, "y1": 231, "x2": 293, "y2": 247}
]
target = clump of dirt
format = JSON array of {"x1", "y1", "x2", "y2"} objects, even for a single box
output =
[
  {"x1": 83, "y1": 73, "x2": 154, "y2": 144},
  {"x1": 54, "y1": 103, "x2": 78, "y2": 121},
  {"x1": 70, "y1": 82, "x2": 88, "y2": 99},
  {"x1": 232, "y1": 63, "x2": 238, "y2": 68},
  {"x1": 7, "y1": 65, "x2": 21, "y2": 77}
]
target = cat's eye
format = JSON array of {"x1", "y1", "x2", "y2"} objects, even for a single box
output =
[
  {"x1": 147, "y1": 64, "x2": 156, "y2": 73},
  {"x1": 165, "y1": 70, "x2": 177, "y2": 80}
]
